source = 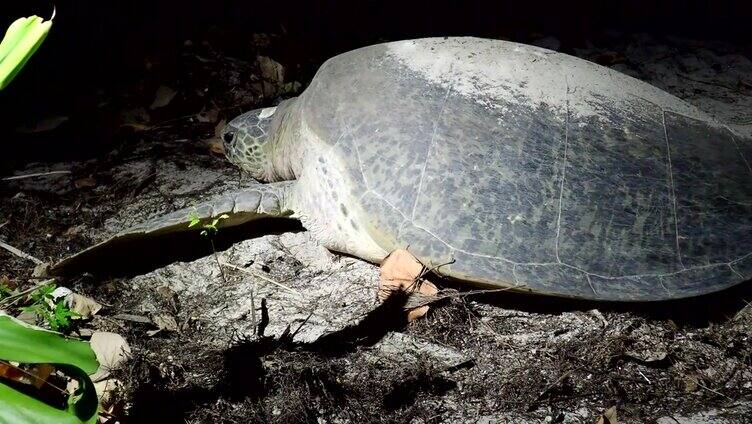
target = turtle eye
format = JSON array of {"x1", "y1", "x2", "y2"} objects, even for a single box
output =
[{"x1": 223, "y1": 131, "x2": 235, "y2": 144}]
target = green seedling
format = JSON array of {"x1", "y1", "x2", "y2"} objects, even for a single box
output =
[
  {"x1": 19, "y1": 283, "x2": 79, "y2": 332},
  {"x1": 0, "y1": 12, "x2": 53, "y2": 90},
  {"x1": 189, "y1": 211, "x2": 230, "y2": 236},
  {"x1": 188, "y1": 210, "x2": 230, "y2": 283}
]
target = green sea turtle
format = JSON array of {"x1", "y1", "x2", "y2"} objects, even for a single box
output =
[{"x1": 53, "y1": 37, "x2": 752, "y2": 301}]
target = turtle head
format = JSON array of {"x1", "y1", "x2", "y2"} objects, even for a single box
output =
[{"x1": 221, "y1": 106, "x2": 279, "y2": 180}]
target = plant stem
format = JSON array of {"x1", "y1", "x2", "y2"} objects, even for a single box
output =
[
  {"x1": 210, "y1": 239, "x2": 227, "y2": 285},
  {"x1": 250, "y1": 278, "x2": 256, "y2": 339}
]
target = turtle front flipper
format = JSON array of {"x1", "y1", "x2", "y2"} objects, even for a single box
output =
[{"x1": 51, "y1": 182, "x2": 296, "y2": 276}]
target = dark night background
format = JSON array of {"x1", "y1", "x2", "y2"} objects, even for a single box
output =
[{"x1": 1, "y1": 0, "x2": 750, "y2": 170}]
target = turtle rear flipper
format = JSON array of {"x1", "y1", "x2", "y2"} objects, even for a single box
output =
[{"x1": 51, "y1": 182, "x2": 297, "y2": 276}]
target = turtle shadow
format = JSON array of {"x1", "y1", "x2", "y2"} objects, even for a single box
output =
[
  {"x1": 57, "y1": 217, "x2": 304, "y2": 278},
  {"x1": 124, "y1": 293, "x2": 414, "y2": 422},
  {"x1": 435, "y1": 275, "x2": 752, "y2": 327}
]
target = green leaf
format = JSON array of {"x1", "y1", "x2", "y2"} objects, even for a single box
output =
[
  {"x1": 0, "y1": 14, "x2": 53, "y2": 90},
  {"x1": 0, "y1": 382, "x2": 90, "y2": 424},
  {"x1": 187, "y1": 209, "x2": 201, "y2": 228},
  {"x1": 0, "y1": 315, "x2": 99, "y2": 424},
  {"x1": 0, "y1": 282, "x2": 11, "y2": 298},
  {"x1": 0, "y1": 315, "x2": 97, "y2": 372},
  {"x1": 30, "y1": 283, "x2": 53, "y2": 301},
  {"x1": 49, "y1": 300, "x2": 78, "y2": 332}
]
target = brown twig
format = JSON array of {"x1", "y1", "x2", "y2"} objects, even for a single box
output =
[
  {"x1": 531, "y1": 368, "x2": 575, "y2": 405},
  {"x1": 2, "y1": 170, "x2": 71, "y2": 181},
  {"x1": 0, "y1": 240, "x2": 44, "y2": 265},
  {"x1": 677, "y1": 73, "x2": 748, "y2": 94},
  {"x1": 696, "y1": 380, "x2": 735, "y2": 401},
  {"x1": 0, "y1": 280, "x2": 54, "y2": 309},
  {"x1": 209, "y1": 240, "x2": 228, "y2": 285},
  {"x1": 219, "y1": 260, "x2": 301, "y2": 295},
  {"x1": 0, "y1": 360, "x2": 68, "y2": 395},
  {"x1": 403, "y1": 284, "x2": 528, "y2": 310}
]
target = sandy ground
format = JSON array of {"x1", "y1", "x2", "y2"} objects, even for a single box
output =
[{"x1": 1, "y1": 32, "x2": 751, "y2": 423}]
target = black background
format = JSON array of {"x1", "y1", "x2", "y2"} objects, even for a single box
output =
[{"x1": 1, "y1": 0, "x2": 750, "y2": 166}]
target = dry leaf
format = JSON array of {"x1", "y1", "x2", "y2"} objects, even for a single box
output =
[
  {"x1": 592, "y1": 51, "x2": 627, "y2": 66},
  {"x1": 0, "y1": 362, "x2": 54, "y2": 388},
  {"x1": 207, "y1": 118, "x2": 228, "y2": 155},
  {"x1": 214, "y1": 118, "x2": 227, "y2": 139},
  {"x1": 152, "y1": 314, "x2": 178, "y2": 332},
  {"x1": 150, "y1": 85, "x2": 177, "y2": 109},
  {"x1": 67, "y1": 293, "x2": 103, "y2": 318},
  {"x1": 30, "y1": 364, "x2": 54, "y2": 389},
  {"x1": 74, "y1": 176, "x2": 97, "y2": 189},
  {"x1": 77, "y1": 328, "x2": 95, "y2": 337},
  {"x1": 0, "y1": 362, "x2": 25, "y2": 381},
  {"x1": 257, "y1": 55, "x2": 285, "y2": 83},
  {"x1": 31, "y1": 263, "x2": 50, "y2": 278},
  {"x1": 156, "y1": 286, "x2": 176, "y2": 301},
  {"x1": 625, "y1": 349, "x2": 668, "y2": 364},
  {"x1": 145, "y1": 329, "x2": 161, "y2": 337},
  {"x1": 379, "y1": 249, "x2": 439, "y2": 321},
  {"x1": 15, "y1": 309, "x2": 37, "y2": 325},
  {"x1": 63, "y1": 224, "x2": 86, "y2": 237},
  {"x1": 196, "y1": 106, "x2": 219, "y2": 123},
  {"x1": 89, "y1": 332, "x2": 131, "y2": 382},
  {"x1": 596, "y1": 406, "x2": 617, "y2": 424},
  {"x1": 119, "y1": 107, "x2": 151, "y2": 131},
  {"x1": 0, "y1": 275, "x2": 17, "y2": 291},
  {"x1": 120, "y1": 122, "x2": 152, "y2": 131},
  {"x1": 280, "y1": 81, "x2": 302, "y2": 95},
  {"x1": 682, "y1": 374, "x2": 700, "y2": 393},
  {"x1": 16, "y1": 116, "x2": 69, "y2": 133},
  {"x1": 94, "y1": 378, "x2": 123, "y2": 405},
  {"x1": 111, "y1": 313, "x2": 151, "y2": 324},
  {"x1": 207, "y1": 138, "x2": 225, "y2": 155}
]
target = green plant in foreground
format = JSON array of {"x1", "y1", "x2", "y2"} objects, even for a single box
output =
[
  {"x1": 0, "y1": 9, "x2": 97, "y2": 423},
  {"x1": 0, "y1": 12, "x2": 53, "y2": 90},
  {"x1": 0, "y1": 315, "x2": 99, "y2": 424}
]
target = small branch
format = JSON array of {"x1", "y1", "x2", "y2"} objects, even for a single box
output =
[
  {"x1": 209, "y1": 240, "x2": 228, "y2": 285},
  {"x1": 0, "y1": 360, "x2": 68, "y2": 395},
  {"x1": 677, "y1": 73, "x2": 748, "y2": 94},
  {"x1": 249, "y1": 273, "x2": 257, "y2": 339},
  {"x1": 403, "y1": 284, "x2": 528, "y2": 310},
  {"x1": 289, "y1": 311, "x2": 314, "y2": 341},
  {"x1": 531, "y1": 368, "x2": 575, "y2": 406},
  {"x1": 696, "y1": 380, "x2": 734, "y2": 401},
  {"x1": 0, "y1": 279, "x2": 55, "y2": 309},
  {"x1": 0, "y1": 240, "x2": 44, "y2": 265},
  {"x1": 2, "y1": 170, "x2": 71, "y2": 181},
  {"x1": 219, "y1": 260, "x2": 301, "y2": 295}
]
